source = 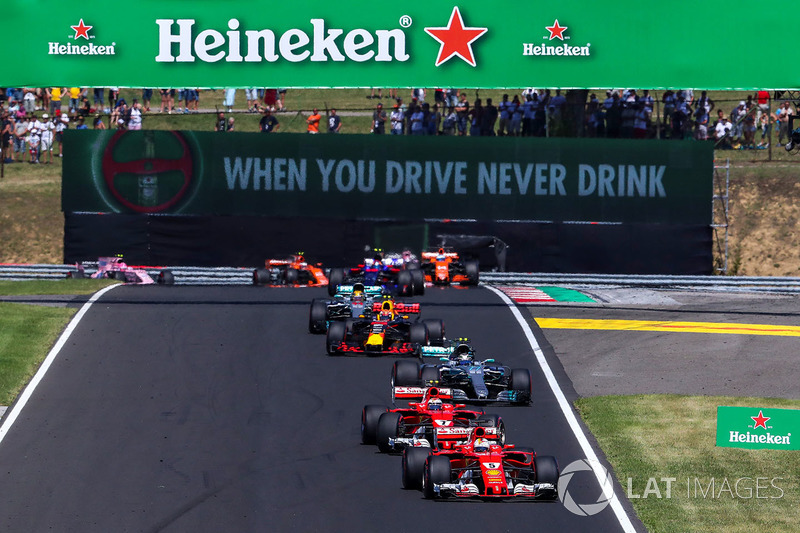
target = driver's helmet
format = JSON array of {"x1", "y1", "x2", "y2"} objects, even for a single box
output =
[
  {"x1": 436, "y1": 247, "x2": 446, "y2": 261},
  {"x1": 379, "y1": 299, "x2": 395, "y2": 319},
  {"x1": 474, "y1": 438, "x2": 490, "y2": 453},
  {"x1": 427, "y1": 398, "x2": 443, "y2": 411},
  {"x1": 352, "y1": 282, "x2": 365, "y2": 299},
  {"x1": 451, "y1": 343, "x2": 474, "y2": 361}
]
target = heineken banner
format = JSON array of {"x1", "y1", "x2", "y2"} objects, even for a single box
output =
[
  {"x1": 717, "y1": 406, "x2": 800, "y2": 451},
  {"x1": 62, "y1": 131, "x2": 712, "y2": 225},
  {"x1": 3, "y1": 0, "x2": 798, "y2": 89}
]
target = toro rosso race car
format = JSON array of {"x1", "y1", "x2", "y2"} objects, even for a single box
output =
[
  {"x1": 401, "y1": 425, "x2": 559, "y2": 499},
  {"x1": 325, "y1": 298, "x2": 445, "y2": 356},
  {"x1": 308, "y1": 283, "x2": 384, "y2": 333},
  {"x1": 361, "y1": 385, "x2": 505, "y2": 454},
  {"x1": 420, "y1": 247, "x2": 479, "y2": 286},
  {"x1": 67, "y1": 256, "x2": 174, "y2": 285},
  {"x1": 253, "y1": 253, "x2": 328, "y2": 287},
  {"x1": 327, "y1": 252, "x2": 424, "y2": 297},
  {"x1": 397, "y1": 340, "x2": 532, "y2": 404}
]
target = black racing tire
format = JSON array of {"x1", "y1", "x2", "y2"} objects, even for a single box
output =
[
  {"x1": 285, "y1": 267, "x2": 299, "y2": 285},
  {"x1": 410, "y1": 269, "x2": 425, "y2": 296},
  {"x1": 253, "y1": 268, "x2": 270, "y2": 286},
  {"x1": 361, "y1": 405, "x2": 388, "y2": 445},
  {"x1": 308, "y1": 299, "x2": 329, "y2": 334},
  {"x1": 67, "y1": 270, "x2": 85, "y2": 279},
  {"x1": 376, "y1": 412, "x2": 403, "y2": 453},
  {"x1": 326, "y1": 320, "x2": 347, "y2": 355},
  {"x1": 402, "y1": 447, "x2": 432, "y2": 490},
  {"x1": 409, "y1": 322, "x2": 428, "y2": 346},
  {"x1": 392, "y1": 360, "x2": 421, "y2": 387},
  {"x1": 397, "y1": 269, "x2": 413, "y2": 296},
  {"x1": 534, "y1": 455, "x2": 559, "y2": 487},
  {"x1": 158, "y1": 269, "x2": 175, "y2": 285},
  {"x1": 464, "y1": 260, "x2": 480, "y2": 285},
  {"x1": 422, "y1": 319, "x2": 445, "y2": 346},
  {"x1": 423, "y1": 455, "x2": 452, "y2": 499},
  {"x1": 112, "y1": 271, "x2": 127, "y2": 281},
  {"x1": 478, "y1": 413, "x2": 506, "y2": 445},
  {"x1": 327, "y1": 268, "x2": 346, "y2": 296},
  {"x1": 420, "y1": 365, "x2": 440, "y2": 387},
  {"x1": 510, "y1": 368, "x2": 532, "y2": 404}
]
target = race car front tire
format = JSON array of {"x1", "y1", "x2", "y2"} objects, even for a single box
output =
[
  {"x1": 112, "y1": 271, "x2": 127, "y2": 282},
  {"x1": 308, "y1": 299, "x2": 328, "y2": 334},
  {"x1": 285, "y1": 267, "x2": 299, "y2": 285},
  {"x1": 66, "y1": 270, "x2": 84, "y2": 279},
  {"x1": 409, "y1": 322, "x2": 428, "y2": 347},
  {"x1": 397, "y1": 270, "x2": 413, "y2": 296},
  {"x1": 510, "y1": 368, "x2": 533, "y2": 404},
  {"x1": 376, "y1": 412, "x2": 403, "y2": 453},
  {"x1": 158, "y1": 270, "x2": 175, "y2": 285},
  {"x1": 361, "y1": 405, "x2": 388, "y2": 445},
  {"x1": 464, "y1": 260, "x2": 480, "y2": 285},
  {"x1": 402, "y1": 446, "x2": 431, "y2": 490},
  {"x1": 420, "y1": 365, "x2": 440, "y2": 387},
  {"x1": 422, "y1": 319, "x2": 445, "y2": 346},
  {"x1": 392, "y1": 360, "x2": 421, "y2": 387},
  {"x1": 410, "y1": 269, "x2": 425, "y2": 296},
  {"x1": 327, "y1": 268, "x2": 346, "y2": 296},
  {"x1": 424, "y1": 455, "x2": 452, "y2": 499},
  {"x1": 534, "y1": 455, "x2": 560, "y2": 496},
  {"x1": 478, "y1": 414, "x2": 506, "y2": 445},
  {"x1": 326, "y1": 321, "x2": 347, "y2": 355},
  {"x1": 253, "y1": 268, "x2": 270, "y2": 286}
]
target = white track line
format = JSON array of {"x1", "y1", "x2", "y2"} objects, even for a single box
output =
[
  {"x1": 485, "y1": 284, "x2": 637, "y2": 533},
  {"x1": 0, "y1": 283, "x2": 121, "y2": 447}
]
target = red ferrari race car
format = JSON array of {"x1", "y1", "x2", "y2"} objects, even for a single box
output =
[
  {"x1": 400, "y1": 425, "x2": 559, "y2": 499},
  {"x1": 361, "y1": 385, "x2": 505, "y2": 454},
  {"x1": 253, "y1": 253, "x2": 328, "y2": 287},
  {"x1": 420, "y1": 247, "x2": 479, "y2": 286},
  {"x1": 67, "y1": 256, "x2": 174, "y2": 284},
  {"x1": 325, "y1": 298, "x2": 444, "y2": 356}
]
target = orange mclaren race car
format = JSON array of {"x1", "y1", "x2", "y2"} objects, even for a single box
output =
[
  {"x1": 420, "y1": 248, "x2": 479, "y2": 286},
  {"x1": 253, "y1": 253, "x2": 329, "y2": 287}
]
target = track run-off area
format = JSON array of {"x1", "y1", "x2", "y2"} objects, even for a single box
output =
[{"x1": 3, "y1": 282, "x2": 799, "y2": 531}]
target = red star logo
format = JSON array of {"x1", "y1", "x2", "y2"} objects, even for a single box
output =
[
  {"x1": 71, "y1": 19, "x2": 92, "y2": 40},
  {"x1": 424, "y1": 7, "x2": 488, "y2": 67},
  {"x1": 546, "y1": 19, "x2": 567, "y2": 41},
  {"x1": 751, "y1": 410, "x2": 770, "y2": 430}
]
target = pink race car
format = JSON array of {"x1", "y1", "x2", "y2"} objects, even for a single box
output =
[{"x1": 67, "y1": 256, "x2": 175, "y2": 284}]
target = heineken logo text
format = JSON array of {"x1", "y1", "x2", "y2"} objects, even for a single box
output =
[
  {"x1": 156, "y1": 19, "x2": 410, "y2": 63},
  {"x1": 729, "y1": 431, "x2": 791, "y2": 445}
]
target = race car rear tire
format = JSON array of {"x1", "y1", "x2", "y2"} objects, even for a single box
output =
[
  {"x1": 113, "y1": 271, "x2": 127, "y2": 282},
  {"x1": 534, "y1": 455, "x2": 560, "y2": 489},
  {"x1": 409, "y1": 322, "x2": 428, "y2": 347},
  {"x1": 464, "y1": 260, "x2": 480, "y2": 285},
  {"x1": 392, "y1": 360, "x2": 421, "y2": 387},
  {"x1": 253, "y1": 268, "x2": 270, "y2": 286},
  {"x1": 327, "y1": 268, "x2": 346, "y2": 296},
  {"x1": 510, "y1": 368, "x2": 533, "y2": 404},
  {"x1": 420, "y1": 365, "x2": 440, "y2": 387},
  {"x1": 376, "y1": 412, "x2": 403, "y2": 453},
  {"x1": 424, "y1": 455, "x2": 452, "y2": 499},
  {"x1": 285, "y1": 267, "x2": 299, "y2": 285},
  {"x1": 326, "y1": 321, "x2": 347, "y2": 355},
  {"x1": 158, "y1": 270, "x2": 175, "y2": 285},
  {"x1": 410, "y1": 269, "x2": 425, "y2": 296},
  {"x1": 422, "y1": 319, "x2": 445, "y2": 346},
  {"x1": 361, "y1": 405, "x2": 388, "y2": 445},
  {"x1": 308, "y1": 299, "x2": 328, "y2": 334},
  {"x1": 397, "y1": 270, "x2": 413, "y2": 296},
  {"x1": 402, "y1": 447, "x2": 431, "y2": 490},
  {"x1": 67, "y1": 270, "x2": 85, "y2": 279},
  {"x1": 478, "y1": 414, "x2": 506, "y2": 445}
]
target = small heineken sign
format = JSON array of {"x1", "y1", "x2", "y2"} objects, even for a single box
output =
[{"x1": 717, "y1": 406, "x2": 800, "y2": 451}]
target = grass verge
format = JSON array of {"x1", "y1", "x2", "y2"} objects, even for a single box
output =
[
  {"x1": 576, "y1": 394, "x2": 800, "y2": 533},
  {"x1": 0, "y1": 302, "x2": 76, "y2": 405},
  {"x1": 0, "y1": 279, "x2": 117, "y2": 296}
]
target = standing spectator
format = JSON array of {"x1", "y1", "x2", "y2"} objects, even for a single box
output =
[
  {"x1": 67, "y1": 87, "x2": 83, "y2": 114},
  {"x1": 693, "y1": 104, "x2": 709, "y2": 141},
  {"x1": 174, "y1": 90, "x2": 186, "y2": 114},
  {"x1": 1, "y1": 112, "x2": 12, "y2": 163},
  {"x1": 23, "y1": 88, "x2": 36, "y2": 115},
  {"x1": 223, "y1": 89, "x2": 236, "y2": 112},
  {"x1": 508, "y1": 95, "x2": 522, "y2": 136},
  {"x1": 714, "y1": 116, "x2": 732, "y2": 148},
  {"x1": 742, "y1": 102, "x2": 756, "y2": 148},
  {"x1": 93, "y1": 88, "x2": 105, "y2": 113},
  {"x1": 754, "y1": 89, "x2": 770, "y2": 130},
  {"x1": 469, "y1": 98, "x2": 483, "y2": 136},
  {"x1": 159, "y1": 89, "x2": 170, "y2": 113},
  {"x1": 497, "y1": 94, "x2": 511, "y2": 136},
  {"x1": 481, "y1": 98, "x2": 498, "y2": 136},
  {"x1": 671, "y1": 95, "x2": 690, "y2": 140},
  {"x1": 306, "y1": 108, "x2": 321, "y2": 134},
  {"x1": 277, "y1": 89, "x2": 287, "y2": 111},
  {"x1": 215, "y1": 112, "x2": 227, "y2": 132},
  {"x1": 434, "y1": 88, "x2": 445, "y2": 109},
  {"x1": 661, "y1": 90, "x2": 676, "y2": 137},
  {"x1": 39, "y1": 114, "x2": 55, "y2": 164},
  {"x1": 26, "y1": 114, "x2": 43, "y2": 163},
  {"x1": 54, "y1": 114, "x2": 69, "y2": 158},
  {"x1": 757, "y1": 109, "x2": 773, "y2": 148},
  {"x1": 259, "y1": 108, "x2": 279, "y2": 133},
  {"x1": 142, "y1": 88, "x2": 153, "y2": 112},
  {"x1": 427, "y1": 103, "x2": 441, "y2": 135},
  {"x1": 390, "y1": 104, "x2": 404, "y2": 135},
  {"x1": 412, "y1": 88, "x2": 426, "y2": 103},
  {"x1": 13, "y1": 112, "x2": 28, "y2": 162},
  {"x1": 48, "y1": 87, "x2": 66, "y2": 115},
  {"x1": 522, "y1": 93, "x2": 536, "y2": 136},
  {"x1": 246, "y1": 88, "x2": 258, "y2": 113},
  {"x1": 776, "y1": 101, "x2": 795, "y2": 145},
  {"x1": 410, "y1": 104, "x2": 425, "y2": 135},
  {"x1": 633, "y1": 103, "x2": 650, "y2": 139},
  {"x1": 368, "y1": 87, "x2": 383, "y2": 100},
  {"x1": 730, "y1": 101, "x2": 746, "y2": 144},
  {"x1": 263, "y1": 89, "x2": 278, "y2": 112},
  {"x1": 606, "y1": 94, "x2": 622, "y2": 138},
  {"x1": 640, "y1": 90, "x2": 654, "y2": 114},
  {"x1": 372, "y1": 103, "x2": 386, "y2": 134},
  {"x1": 128, "y1": 101, "x2": 143, "y2": 130},
  {"x1": 441, "y1": 107, "x2": 457, "y2": 136},
  {"x1": 549, "y1": 89, "x2": 567, "y2": 130},
  {"x1": 108, "y1": 87, "x2": 119, "y2": 110},
  {"x1": 226, "y1": 117, "x2": 235, "y2": 131},
  {"x1": 328, "y1": 108, "x2": 342, "y2": 133},
  {"x1": 621, "y1": 100, "x2": 636, "y2": 138},
  {"x1": 696, "y1": 91, "x2": 714, "y2": 115},
  {"x1": 446, "y1": 89, "x2": 459, "y2": 109},
  {"x1": 455, "y1": 93, "x2": 469, "y2": 136},
  {"x1": 184, "y1": 89, "x2": 198, "y2": 113},
  {"x1": 586, "y1": 93, "x2": 600, "y2": 137}
]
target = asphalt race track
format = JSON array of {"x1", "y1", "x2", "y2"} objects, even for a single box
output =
[{"x1": 0, "y1": 285, "x2": 637, "y2": 532}]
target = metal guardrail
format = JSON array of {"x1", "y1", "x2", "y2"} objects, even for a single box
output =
[{"x1": 3, "y1": 264, "x2": 800, "y2": 293}]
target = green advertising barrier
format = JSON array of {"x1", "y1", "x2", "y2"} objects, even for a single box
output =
[
  {"x1": 62, "y1": 131, "x2": 712, "y2": 225},
  {"x1": 717, "y1": 406, "x2": 800, "y2": 451},
  {"x1": 3, "y1": 1, "x2": 799, "y2": 89}
]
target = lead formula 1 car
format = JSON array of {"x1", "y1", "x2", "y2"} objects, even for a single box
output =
[
  {"x1": 253, "y1": 253, "x2": 329, "y2": 287},
  {"x1": 392, "y1": 340, "x2": 532, "y2": 405},
  {"x1": 400, "y1": 425, "x2": 559, "y2": 499},
  {"x1": 67, "y1": 256, "x2": 174, "y2": 284}
]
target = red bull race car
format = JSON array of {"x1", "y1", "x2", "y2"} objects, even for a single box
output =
[
  {"x1": 325, "y1": 298, "x2": 444, "y2": 356},
  {"x1": 253, "y1": 253, "x2": 328, "y2": 287},
  {"x1": 420, "y1": 247, "x2": 479, "y2": 286},
  {"x1": 67, "y1": 256, "x2": 174, "y2": 284},
  {"x1": 361, "y1": 385, "x2": 505, "y2": 454},
  {"x1": 402, "y1": 425, "x2": 559, "y2": 499}
]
